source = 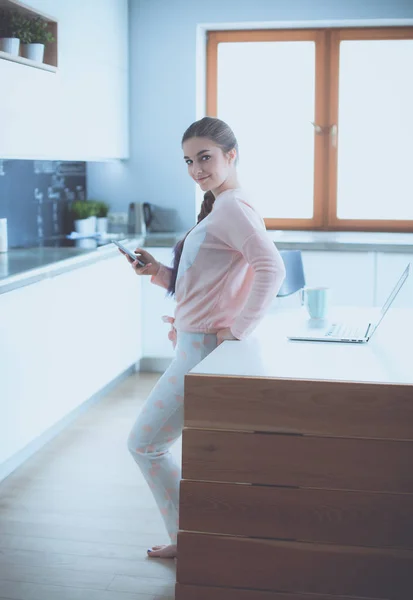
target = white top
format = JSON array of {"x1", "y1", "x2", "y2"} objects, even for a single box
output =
[{"x1": 190, "y1": 307, "x2": 413, "y2": 385}]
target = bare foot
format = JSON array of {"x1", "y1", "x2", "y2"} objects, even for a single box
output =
[{"x1": 147, "y1": 544, "x2": 177, "y2": 559}]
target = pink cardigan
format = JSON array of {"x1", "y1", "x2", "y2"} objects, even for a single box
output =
[{"x1": 151, "y1": 188, "x2": 286, "y2": 340}]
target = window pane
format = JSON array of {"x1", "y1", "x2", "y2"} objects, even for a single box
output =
[
  {"x1": 217, "y1": 41, "x2": 315, "y2": 219},
  {"x1": 337, "y1": 39, "x2": 413, "y2": 220}
]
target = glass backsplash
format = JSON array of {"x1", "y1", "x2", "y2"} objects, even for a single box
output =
[{"x1": 0, "y1": 160, "x2": 86, "y2": 248}]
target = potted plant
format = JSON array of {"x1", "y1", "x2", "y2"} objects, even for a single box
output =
[
  {"x1": 18, "y1": 16, "x2": 55, "y2": 63},
  {"x1": 71, "y1": 200, "x2": 97, "y2": 236},
  {"x1": 0, "y1": 9, "x2": 23, "y2": 56},
  {"x1": 94, "y1": 201, "x2": 110, "y2": 234}
]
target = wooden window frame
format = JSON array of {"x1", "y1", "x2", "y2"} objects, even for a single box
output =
[{"x1": 207, "y1": 28, "x2": 413, "y2": 232}]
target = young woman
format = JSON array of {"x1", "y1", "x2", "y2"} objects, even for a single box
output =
[{"x1": 120, "y1": 117, "x2": 285, "y2": 559}]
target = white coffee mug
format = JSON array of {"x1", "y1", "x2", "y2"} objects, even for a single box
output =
[{"x1": 301, "y1": 287, "x2": 330, "y2": 319}]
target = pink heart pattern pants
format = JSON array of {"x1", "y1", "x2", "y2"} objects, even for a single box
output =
[{"x1": 127, "y1": 331, "x2": 218, "y2": 543}]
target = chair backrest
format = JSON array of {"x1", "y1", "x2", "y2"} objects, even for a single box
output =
[{"x1": 277, "y1": 250, "x2": 306, "y2": 297}]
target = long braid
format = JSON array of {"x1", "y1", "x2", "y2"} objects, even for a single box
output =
[
  {"x1": 167, "y1": 116, "x2": 238, "y2": 296},
  {"x1": 167, "y1": 191, "x2": 215, "y2": 296},
  {"x1": 196, "y1": 190, "x2": 215, "y2": 223}
]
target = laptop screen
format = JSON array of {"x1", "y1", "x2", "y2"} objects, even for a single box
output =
[{"x1": 371, "y1": 263, "x2": 411, "y2": 334}]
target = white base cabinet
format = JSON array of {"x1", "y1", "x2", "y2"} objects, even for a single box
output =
[
  {"x1": 141, "y1": 248, "x2": 176, "y2": 360},
  {"x1": 0, "y1": 254, "x2": 141, "y2": 469},
  {"x1": 272, "y1": 250, "x2": 412, "y2": 311},
  {"x1": 271, "y1": 251, "x2": 376, "y2": 311},
  {"x1": 302, "y1": 251, "x2": 376, "y2": 306},
  {"x1": 0, "y1": 279, "x2": 55, "y2": 468}
]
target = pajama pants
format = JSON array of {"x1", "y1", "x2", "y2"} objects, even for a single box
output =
[{"x1": 127, "y1": 331, "x2": 218, "y2": 543}]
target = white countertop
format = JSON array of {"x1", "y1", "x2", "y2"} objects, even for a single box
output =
[
  {"x1": 268, "y1": 230, "x2": 413, "y2": 252},
  {"x1": 0, "y1": 233, "x2": 180, "y2": 294},
  {"x1": 190, "y1": 307, "x2": 413, "y2": 386}
]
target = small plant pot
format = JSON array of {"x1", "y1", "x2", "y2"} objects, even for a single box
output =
[
  {"x1": 88, "y1": 215, "x2": 97, "y2": 230},
  {"x1": 74, "y1": 217, "x2": 96, "y2": 236},
  {"x1": 22, "y1": 43, "x2": 45, "y2": 63},
  {"x1": 96, "y1": 217, "x2": 108, "y2": 234},
  {"x1": 0, "y1": 37, "x2": 20, "y2": 56}
]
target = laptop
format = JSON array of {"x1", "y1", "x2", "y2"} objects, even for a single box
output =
[{"x1": 288, "y1": 263, "x2": 410, "y2": 344}]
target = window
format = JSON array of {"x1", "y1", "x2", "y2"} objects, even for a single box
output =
[{"x1": 207, "y1": 28, "x2": 413, "y2": 231}]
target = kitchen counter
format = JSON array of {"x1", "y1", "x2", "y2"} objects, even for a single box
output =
[
  {"x1": 1, "y1": 229, "x2": 412, "y2": 295},
  {"x1": 269, "y1": 230, "x2": 413, "y2": 252},
  {"x1": 0, "y1": 233, "x2": 182, "y2": 295}
]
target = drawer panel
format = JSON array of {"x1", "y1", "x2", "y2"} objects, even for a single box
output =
[
  {"x1": 182, "y1": 429, "x2": 413, "y2": 493},
  {"x1": 175, "y1": 583, "x2": 376, "y2": 600},
  {"x1": 180, "y1": 480, "x2": 413, "y2": 548},
  {"x1": 184, "y1": 375, "x2": 413, "y2": 440},
  {"x1": 177, "y1": 532, "x2": 413, "y2": 599}
]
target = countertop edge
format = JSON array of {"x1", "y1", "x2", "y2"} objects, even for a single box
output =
[
  {"x1": 274, "y1": 241, "x2": 413, "y2": 253},
  {"x1": 0, "y1": 237, "x2": 145, "y2": 295}
]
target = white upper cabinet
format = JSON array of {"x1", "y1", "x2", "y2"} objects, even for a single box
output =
[{"x1": 0, "y1": 0, "x2": 128, "y2": 160}]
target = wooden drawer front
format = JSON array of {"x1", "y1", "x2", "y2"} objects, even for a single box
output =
[
  {"x1": 175, "y1": 583, "x2": 377, "y2": 600},
  {"x1": 184, "y1": 375, "x2": 413, "y2": 440},
  {"x1": 182, "y1": 429, "x2": 413, "y2": 493},
  {"x1": 180, "y1": 480, "x2": 413, "y2": 549},
  {"x1": 177, "y1": 532, "x2": 413, "y2": 600}
]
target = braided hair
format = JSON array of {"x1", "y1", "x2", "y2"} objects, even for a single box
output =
[{"x1": 167, "y1": 117, "x2": 238, "y2": 296}]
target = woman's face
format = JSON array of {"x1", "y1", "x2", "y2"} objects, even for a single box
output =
[{"x1": 183, "y1": 136, "x2": 235, "y2": 193}]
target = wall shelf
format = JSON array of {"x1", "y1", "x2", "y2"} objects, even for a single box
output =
[
  {"x1": 0, "y1": 49, "x2": 57, "y2": 71},
  {"x1": 0, "y1": 0, "x2": 58, "y2": 71}
]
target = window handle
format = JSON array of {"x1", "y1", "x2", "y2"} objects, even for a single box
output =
[
  {"x1": 311, "y1": 121, "x2": 326, "y2": 135},
  {"x1": 311, "y1": 122, "x2": 338, "y2": 148},
  {"x1": 330, "y1": 124, "x2": 338, "y2": 148}
]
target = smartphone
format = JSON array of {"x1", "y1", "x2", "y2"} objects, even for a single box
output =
[{"x1": 112, "y1": 240, "x2": 146, "y2": 267}]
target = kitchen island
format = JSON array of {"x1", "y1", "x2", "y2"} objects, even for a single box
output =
[{"x1": 177, "y1": 307, "x2": 413, "y2": 600}]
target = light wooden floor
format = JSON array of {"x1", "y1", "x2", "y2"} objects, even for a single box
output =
[{"x1": 0, "y1": 372, "x2": 179, "y2": 600}]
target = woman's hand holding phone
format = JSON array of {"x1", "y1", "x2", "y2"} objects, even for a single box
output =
[{"x1": 118, "y1": 246, "x2": 160, "y2": 277}]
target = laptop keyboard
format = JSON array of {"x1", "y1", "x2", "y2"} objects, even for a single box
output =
[{"x1": 325, "y1": 323, "x2": 366, "y2": 339}]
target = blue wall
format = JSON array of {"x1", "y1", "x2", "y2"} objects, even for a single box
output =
[{"x1": 87, "y1": 0, "x2": 413, "y2": 231}]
